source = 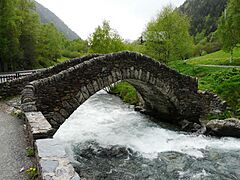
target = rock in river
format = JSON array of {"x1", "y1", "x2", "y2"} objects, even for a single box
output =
[{"x1": 206, "y1": 118, "x2": 240, "y2": 138}]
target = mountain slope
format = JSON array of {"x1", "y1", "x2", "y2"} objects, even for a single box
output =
[
  {"x1": 34, "y1": 1, "x2": 80, "y2": 40},
  {"x1": 178, "y1": 0, "x2": 227, "y2": 36}
]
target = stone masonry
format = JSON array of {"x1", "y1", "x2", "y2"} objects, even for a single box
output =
[
  {"x1": 20, "y1": 51, "x2": 225, "y2": 133},
  {"x1": 0, "y1": 54, "x2": 100, "y2": 98}
]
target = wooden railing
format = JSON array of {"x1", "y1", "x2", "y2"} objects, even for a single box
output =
[{"x1": 0, "y1": 69, "x2": 43, "y2": 83}]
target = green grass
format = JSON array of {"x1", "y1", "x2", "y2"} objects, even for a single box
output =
[
  {"x1": 26, "y1": 147, "x2": 35, "y2": 157},
  {"x1": 169, "y1": 61, "x2": 228, "y2": 77},
  {"x1": 169, "y1": 61, "x2": 240, "y2": 118},
  {"x1": 187, "y1": 47, "x2": 240, "y2": 66},
  {"x1": 57, "y1": 56, "x2": 69, "y2": 63},
  {"x1": 110, "y1": 81, "x2": 139, "y2": 105}
]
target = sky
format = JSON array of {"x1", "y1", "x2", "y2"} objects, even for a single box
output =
[{"x1": 35, "y1": 0, "x2": 185, "y2": 40}]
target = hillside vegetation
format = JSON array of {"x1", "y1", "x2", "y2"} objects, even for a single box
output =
[
  {"x1": 187, "y1": 48, "x2": 240, "y2": 66},
  {"x1": 0, "y1": 0, "x2": 88, "y2": 72},
  {"x1": 178, "y1": 0, "x2": 227, "y2": 36},
  {"x1": 169, "y1": 61, "x2": 240, "y2": 119},
  {"x1": 34, "y1": 1, "x2": 80, "y2": 40}
]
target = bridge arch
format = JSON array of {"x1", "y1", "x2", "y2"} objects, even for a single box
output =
[{"x1": 21, "y1": 51, "x2": 222, "y2": 133}]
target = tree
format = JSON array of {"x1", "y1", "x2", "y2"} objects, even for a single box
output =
[
  {"x1": 37, "y1": 23, "x2": 64, "y2": 66},
  {"x1": 217, "y1": 0, "x2": 240, "y2": 63},
  {"x1": 88, "y1": 20, "x2": 125, "y2": 54},
  {"x1": 0, "y1": 0, "x2": 73, "y2": 71},
  {"x1": 143, "y1": 6, "x2": 193, "y2": 63},
  {"x1": 0, "y1": 0, "x2": 22, "y2": 71},
  {"x1": 18, "y1": 0, "x2": 40, "y2": 69},
  {"x1": 178, "y1": 0, "x2": 228, "y2": 37}
]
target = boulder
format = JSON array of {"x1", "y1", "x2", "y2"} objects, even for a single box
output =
[
  {"x1": 206, "y1": 118, "x2": 240, "y2": 138},
  {"x1": 179, "y1": 119, "x2": 203, "y2": 133}
]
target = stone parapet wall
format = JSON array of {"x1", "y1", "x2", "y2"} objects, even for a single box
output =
[
  {"x1": 23, "y1": 89, "x2": 78, "y2": 179},
  {"x1": 0, "y1": 54, "x2": 100, "y2": 99},
  {"x1": 198, "y1": 90, "x2": 227, "y2": 114}
]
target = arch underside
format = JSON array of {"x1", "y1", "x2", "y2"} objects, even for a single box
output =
[{"x1": 127, "y1": 79, "x2": 178, "y2": 121}]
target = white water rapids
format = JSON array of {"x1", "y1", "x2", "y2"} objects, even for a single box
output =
[{"x1": 54, "y1": 90, "x2": 240, "y2": 159}]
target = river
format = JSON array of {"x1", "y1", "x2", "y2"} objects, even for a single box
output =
[{"x1": 54, "y1": 90, "x2": 240, "y2": 179}]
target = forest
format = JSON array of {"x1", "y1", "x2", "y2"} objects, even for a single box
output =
[
  {"x1": 0, "y1": 0, "x2": 239, "y2": 71},
  {"x1": 0, "y1": 0, "x2": 87, "y2": 72}
]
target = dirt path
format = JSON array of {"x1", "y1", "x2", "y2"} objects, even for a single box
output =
[
  {"x1": 196, "y1": 64, "x2": 240, "y2": 68},
  {"x1": 0, "y1": 99, "x2": 33, "y2": 180}
]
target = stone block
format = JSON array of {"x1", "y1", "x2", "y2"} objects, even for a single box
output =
[
  {"x1": 68, "y1": 98, "x2": 80, "y2": 109},
  {"x1": 115, "y1": 70, "x2": 122, "y2": 80},
  {"x1": 21, "y1": 102, "x2": 37, "y2": 112},
  {"x1": 146, "y1": 72, "x2": 150, "y2": 82},
  {"x1": 52, "y1": 112, "x2": 65, "y2": 124},
  {"x1": 111, "y1": 71, "x2": 118, "y2": 82},
  {"x1": 81, "y1": 86, "x2": 90, "y2": 99},
  {"x1": 35, "y1": 139, "x2": 80, "y2": 180},
  {"x1": 62, "y1": 101, "x2": 73, "y2": 112},
  {"x1": 138, "y1": 69, "x2": 142, "y2": 80},
  {"x1": 87, "y1": 83, "x2": 95, "y2": 95},
  {"x1": 25, "y1": 112, "x2": 53, "y2": 139},
  {"x1": 121, "y1": 69, "x2": 127, "y2": 79},
  {"x1": 59, "y1": 109, "x2": 69, "y2": 118},
  {"x1": 126, "y1": 69, "x2": 131, "y2": 79},
  {"x1": 97, "y1": 78, "x2": 104, "y2": 90},
  {"x1": 92, "y1": 80, "x2": 99, "y2": 92},
  {"x1": 134, "y1": 69, "x2": 139, "y2": 79},
  {"x1": 75, "y1": 91, "x2": 85, "y2": 104},
  {"x1": 108, "y1": 75, "x2": 113, "y2": 85}
]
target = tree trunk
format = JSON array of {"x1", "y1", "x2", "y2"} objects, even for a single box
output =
[
  {"x1": 230, "y1": 49, "x2": 233, "y2": 64},
  {"x1": 0, "y1": 59, "x2": 4, "y2": 72}
]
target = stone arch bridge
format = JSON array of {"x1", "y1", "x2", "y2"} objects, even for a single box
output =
[{"x1": 0, "y1": 51, "x2": 224, "y2": 136}]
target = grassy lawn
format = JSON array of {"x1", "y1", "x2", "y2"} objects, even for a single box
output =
[
  {"x1": 169, "y1": 61, "x2": 240, "y2": 118},
  {"x1": 187, "y1": 47, "x2": 240, "y2": 66},
  {"x1": 57, "y1": 56, "x2": 70, "y2": 63}
]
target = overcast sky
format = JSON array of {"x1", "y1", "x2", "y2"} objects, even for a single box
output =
[{"x1": 35, "y1": 0, "x2": 185, "y2": 40}]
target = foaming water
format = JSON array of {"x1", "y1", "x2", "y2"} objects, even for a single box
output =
[{"x1": 54, "y1": 90, "x2": 240, "y2": 158}]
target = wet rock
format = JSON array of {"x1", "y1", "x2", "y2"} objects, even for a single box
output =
[
  {"x1": 134, "y1": 106, "x2": 143, "y2": 112},
  {"x1": 179, "y1": 120, "x2": 202, "y2": 132},
  {"x1": 72, "y1": 141, "x2": 240, "y2": 180},
  {"x1": 206, "y1": 118, "x2": 240, "y2": 138}
]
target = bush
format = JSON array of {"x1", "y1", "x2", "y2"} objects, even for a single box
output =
[
  {"x1": 193, "y1": 42, "x2": 221, "y2": 57},
  {"x1": 62, "y1": 50, "x2": 81, "y2": 58}
]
